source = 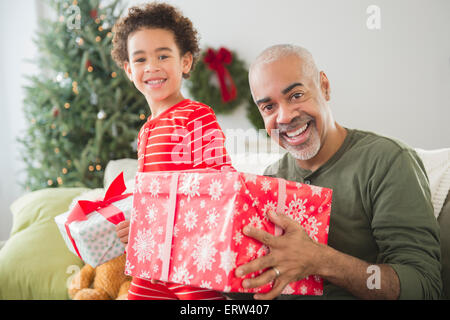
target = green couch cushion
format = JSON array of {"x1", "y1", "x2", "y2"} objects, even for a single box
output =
[
  {"x1": 0, "y1": 188, "x2": 88, "y2": 299},
  {"x1": 9, "y1": 188, "x2": 87, "y2": 236}
]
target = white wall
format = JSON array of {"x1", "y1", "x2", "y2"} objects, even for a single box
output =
[
  {"x1": 0, "y1": 0, "x2": 449, "y2": 240},
  {"x1": 128, "y1": 0, "x2": 450, "y2": 148},
  {"x1": 0, "y1": 0, "x2": 41, "y2": 240}
]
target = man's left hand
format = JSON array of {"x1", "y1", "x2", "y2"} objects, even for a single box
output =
[{"x1": 234, "y1": 210, "x2": 323, "y2": 300}]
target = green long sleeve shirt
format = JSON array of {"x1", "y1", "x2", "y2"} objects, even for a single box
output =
[
  {"x1": 227, "y1": 128, "x2": 442, "y2": 300},
  {"x1": 266, "y1": 128, "x2": 442, "y2": 299}
]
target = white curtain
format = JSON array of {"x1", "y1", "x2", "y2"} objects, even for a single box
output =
[{"x1": 0, "y1": 0, "x2": 46, "y2": 240}]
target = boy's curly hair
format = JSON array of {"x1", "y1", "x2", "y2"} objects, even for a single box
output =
[{"x1": 111, "y1": 2, "x2": 200, "y2": 78}]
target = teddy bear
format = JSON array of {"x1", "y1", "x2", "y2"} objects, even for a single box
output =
[{"x1": 68, "y1": 253, "x2": 132, "y2": 300}]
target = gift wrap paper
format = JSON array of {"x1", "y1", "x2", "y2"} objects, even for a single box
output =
[
  {"x1": 55, "y1": 196, "x2": 133, "y2": 267},
  {"x1": 126, "y1": 170, "x2": 332, "y2": 295}
]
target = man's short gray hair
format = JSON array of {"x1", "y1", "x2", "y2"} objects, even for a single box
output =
[{"x1": 249, "y1": 44, "x2": 320, "y2": 85}]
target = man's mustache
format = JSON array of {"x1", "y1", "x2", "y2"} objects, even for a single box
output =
[{"x1": 275, "y1": 115, "x2": 314, "y2": 134}]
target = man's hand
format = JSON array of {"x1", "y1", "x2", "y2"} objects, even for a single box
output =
[
  {"x1": 235, "y1": 211, "x2": 401, "y2": 300},
  {"x1": 116, "y1": 220, "x2": 130, "y2": 245},
  {"x1": 234, "y1": 210, "x2": 324, "y2": 300}
]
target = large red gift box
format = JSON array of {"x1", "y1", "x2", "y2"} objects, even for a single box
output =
[{"x1": 125, "y1": 169, "x2": 332, "y2": 295}]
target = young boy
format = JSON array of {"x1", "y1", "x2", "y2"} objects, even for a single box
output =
[{"x1": 111, "y1": 3, "x2": 233, "y2": 300}]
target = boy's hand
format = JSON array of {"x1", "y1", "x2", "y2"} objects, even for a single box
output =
[{"x1": 116, "y1": 220, "x2": 130, "y2": 245}]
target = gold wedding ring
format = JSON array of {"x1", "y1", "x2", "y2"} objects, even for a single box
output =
[{"x1": 273, "y1": 267, "x2": 281, "y2": 278}]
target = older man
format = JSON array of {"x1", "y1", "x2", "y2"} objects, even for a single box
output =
[{"x1": 229, "y1": 44, "x2": 442, "y2": 300}]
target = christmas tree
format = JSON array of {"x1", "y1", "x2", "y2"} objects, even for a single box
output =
[{"x1": 19, "y1": 0, "x2": 147, "y2": 191}]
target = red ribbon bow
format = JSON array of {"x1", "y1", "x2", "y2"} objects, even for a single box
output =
[
  {"x1": 65, "y1": 172, "x2": 132, "y2": 261},
  {"x1": 203, "y1": 47, "x2": 237, "y2": 103}
]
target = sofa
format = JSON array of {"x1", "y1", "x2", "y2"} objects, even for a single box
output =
[{"x1": 0, "y1": 148, "x2": 449, "y2": 300}]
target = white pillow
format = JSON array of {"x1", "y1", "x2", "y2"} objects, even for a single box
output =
[
  {"x1": 415, "y1": 148, "x2": 450, "y2": 218},
  {"x1": 103, "y1": 158, "x2": 138, "y2": 193}
]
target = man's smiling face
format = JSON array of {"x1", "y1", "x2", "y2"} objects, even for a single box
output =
[{"x1": 249, "y1": 53, "x2": 331, "y2": 161}]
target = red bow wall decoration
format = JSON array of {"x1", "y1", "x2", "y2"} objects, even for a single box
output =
[{"x1": 203, "y1": 47, "x2": 237, "y2": 103}]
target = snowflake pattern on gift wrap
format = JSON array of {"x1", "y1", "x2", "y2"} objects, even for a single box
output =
[
  {"x1": 233, "y1": 230, "x2": 243, "y2": 245},
  {"x1": 208, "y1": 179, "x2": 223, "y2": 200},
  {"x1": 262, "y1": 200, "x2": 277, "y2": 220},
  {"x1": 248, "y1": 214, "x2": 263, "y2": 229},
  {"x1": 183, "y1": 209, "x2": 197, "y2": 232},
  {"x1": 145, "y1": 203, "x2": 158, "y2": 223},
  {"x1": 200, "y1": 280, "x2": 212, "y2": 289},
  {"x1": 173, "y1": 225, "x2": 180, "y2": 238},
  {"x1": 148, "y1": 177, "x2": 161, "y2": 197},
  {"x1": 200, "y1": 200, "x2": 206, "y2": 208},
  {"x1": 191, "y1": 234, "x2": 217, "y2": 273},
  {"x1": 314, "y1": 288, "x2": 323, "y2": 295},
  {"x1": 257, "y1": 245, "x2": 269, "y2": 258},
  {"x1": 179, "y1": 173, "x2": 203, "y2": 201},
  {"x1": 215, "y1": 274, "x2": 222, "y2": 284},
  {"x1": 285, "y1": 194, "x2": 308, "y2": 223},
  {"x1": 140, "y1": 196, "x2": 147, "y2": 205},
  {"x1": 303, "y1": 216, "x2": 322, "y2": 241},
  {"x1": 219, "y1": 246, "x2": 237, "y2": 275},
  {"x1": 310, "y1": 185, "x2": 322, "y2": 197},
  {"x1": 181, "y1": 237, "x2": 189, "y2": 250},
  {"x1": 251, "y1": 195, "x2": 259, "y2": 207},
  {"x1": 260, "y1": 178, "x2": 271, "y2": 193},
  {"x1": 153, "y1": 264, "x2": 159, "y2": 274},
  {"x1": 244, "y1": 173, "x2": 257, "y2": 184},
  {"x1": 246, "y1": 243, "x2": 256, "y2": 257},
  {"x1": 136, "y1": 174, "x2": 145, "y2": 194},
  {"x1": 139, "y1": 270, "x2": 151, "y2": 279},
  {"x1": 172, "y1": 262, "x2": 194, "y2": 285},
  {"x1": 233, "y1": 180, "x2": 242, "y2": 192},
  {"x1": 125, "y1": 260, "x2": 135, "y2": 275},
  {"x1": 205, "y1": 207, "x2": 219, "y2": 229},
  {"x1": 300, "y1": 285, "x2": 308, "y2": 295},
  {"x1": 282, "y1": 284, "x2": 295, "y2": 295},
  {"x1": 157, "y1": 226, "x2": 163, "y2": 235},
  {"x1": 132, "y1": 228, "x2": 155, "y2": 263}
]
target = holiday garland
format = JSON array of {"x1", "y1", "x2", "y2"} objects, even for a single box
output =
[{"x1": 186, "y1": 47, "x2": 265, "y2": 130}]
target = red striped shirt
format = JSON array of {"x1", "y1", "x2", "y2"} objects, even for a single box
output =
[
  {"x1": 137, "y1": 99, "x2": 232, "y2": 172},
  {"x1": 130, "y1": 99, "x2": 232, "y2": 300}
]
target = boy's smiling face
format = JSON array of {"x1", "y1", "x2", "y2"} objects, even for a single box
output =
[{"x1": 124, "y1": 28, "x2": 193, "y2": 112}]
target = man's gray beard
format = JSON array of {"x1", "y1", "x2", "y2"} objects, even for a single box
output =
[{"x1": 280, "y1": 123, "x2": 321, "y2": 161}]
